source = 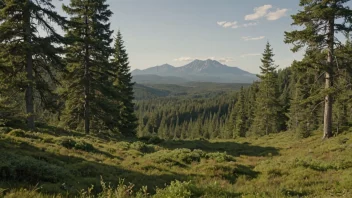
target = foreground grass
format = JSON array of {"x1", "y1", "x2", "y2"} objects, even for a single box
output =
[{"x1": 0, "y1": 126, "x2": 351, "y2": 197}]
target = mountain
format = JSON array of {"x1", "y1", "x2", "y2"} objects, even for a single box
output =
[{"x1": 132, "y1": 59, "x2": 257, "y2": 84}]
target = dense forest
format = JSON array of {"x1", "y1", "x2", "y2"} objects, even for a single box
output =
[
  {"x1": 0, "y1": 0, "x2": 137, "y2": 136},
  {"x1": 137, "y1": 38, "x2": 352, "y2": 139},
  {"x1": 1, "y1": 0, "x2": 352, "y2": 197},
  {"x1": 1, "y1": 0, "x2": 351, "y2": 141}
]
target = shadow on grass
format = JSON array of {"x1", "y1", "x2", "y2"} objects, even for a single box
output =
[
  {"x1": 0, "y1": 138, "x2": 242, "y2": 196},
  {"x1": 159, "y1": 139, "x2": 280, "y2": 157}
]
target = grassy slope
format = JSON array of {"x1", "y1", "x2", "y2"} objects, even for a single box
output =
[{"x1": 0, "y1": 127, "x2": 352, "y2": 198}]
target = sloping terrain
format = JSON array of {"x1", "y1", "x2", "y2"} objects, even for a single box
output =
[{"x1": 1, "y1": 127, "x2": 352, "y2": 197}]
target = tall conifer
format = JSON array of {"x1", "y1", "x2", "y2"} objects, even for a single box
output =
[
  {"x1": 61, "y1": 0, "x2": 114, "y2": 134},
  {"x1": 251, "y1": 42, "x2": 280, "y2": 135},
  {"x1": 111, "y1": 31, "x2": 138, "y2": 137},
  {"x1": 0, "y1": 0, "x2": 66, "y2": 129},
  {"x1": 285, "y1": 0, "x2": 352, "y2": 138}
]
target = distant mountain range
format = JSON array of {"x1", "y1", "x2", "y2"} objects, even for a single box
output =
[{"x1": 132, "y1": 59, "x2": 257, "y2": 84}]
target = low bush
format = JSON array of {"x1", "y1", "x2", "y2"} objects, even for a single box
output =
[
  {"x1": 205, "y1": 152, "x2": 234, "y2": 162},
  {"x1": 130, "y1": 141, "x2": 154, "y2": 153},
  {"x1": 0, "y1": 153, "x2": 69, "y2": 183},
  {"x1": 57, "y1": 137, "x2": 76, "y2": 149},
  {"x1": 154, "y1": 180, "x2": 193, "y2": 198},
  {"x1": 8, "y1": 129, "x2": 26, "y2": 137},
  {"x1": 74, "y1": 140, "x2": 95, "y2": 152}
]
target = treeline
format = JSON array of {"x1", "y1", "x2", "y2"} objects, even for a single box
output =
[
  {"x1": 0, "y1": 0, "x2": 137, "y2": 136},
  {"x1": 137, "y1": 39, "x2": 352, "y2": 140},
  {"x1": 137, "y1": 0, "x2": 352, "y2": 139}
]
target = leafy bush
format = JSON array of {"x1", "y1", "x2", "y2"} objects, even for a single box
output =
[
  {"x1": 130, "y1": 141, "x2": 154, "y2": 153},
  {"x1": 205, "y1": 152, "x2": 234, "y2": 162},
  {"x1": 154, "y1": 180, "x2": 193, "y2": 198},
  {"x1": 57, "y1": 137, "x2": 76, "y2": 149},
  {"x1": 75, "y1": 140, "x2": 95, "y2": 152},
  {"x1": 116, "y1": 141, "x2": 130, "y2": 151},
  {"x1": 42, "y1": 137, "x2": 55, "y2": 143},
  {"x1": 139, "y1": 136, "x2": 164, "y2": 145},
  {"x1": 0, "y1": 153, "x2": 69, "y2": 183},
  {"x1": 0, "y1": 127, "x2": 11, "y2": 134},
  {"x1": 8, "y1": 129, "x2": 26, "y2": 137}
]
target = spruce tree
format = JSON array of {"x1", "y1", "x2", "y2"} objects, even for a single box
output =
[
  {"x1": 61, "y1": 0, "x2": 114, "y2": 134},
  {"x1": 235, "y1": 87, "x2": 247, "y2": 137},
  {"x1": 287, "y1": 61, "x2": 320, "y2": 138},
  {"x1": 285, "y1": 0, "x2": 352, "y2": 139},
  {"x1": 111, "y1": 31, "x2": 138, "y2": 137},
  {"x1": 251, "y1": 42, "x2": 280, "y2": 136},
  {"x1": 0, "y1": 0, "x2": 66, "y2": 129}
]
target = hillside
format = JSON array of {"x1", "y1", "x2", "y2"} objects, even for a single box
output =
[
  {"x1": 132, "y1": 60, "x2": 257, "y2": 84},
  {"x1": 133, "y1": 82, "x2": 250, "y2": 100},
  {"x1": 1, "y1": 126, "x2": 352, "y2": 197}
]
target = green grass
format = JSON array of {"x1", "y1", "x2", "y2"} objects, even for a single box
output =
[{"x1": 0, "y1": 127, "x2": 352, "y2": 197}]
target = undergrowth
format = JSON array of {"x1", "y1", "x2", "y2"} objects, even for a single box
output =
[{"x1": 0, "y1": 127, "x2": 352, "y2": 197}]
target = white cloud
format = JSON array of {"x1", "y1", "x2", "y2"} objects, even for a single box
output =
[
  {"x1": 245, "y1": 5, "x2": 272, "y2": 21},
  {"x1": 266, "y1": 8, "x2": 288, "y2": 21},
  {"x1": 217, "y1": 21, "x2": 239, "y2": 29},
  {"x1": 241, "y1": 53, "x2": 261, "y2": 58},
  {"x1": 218, "y1": 57, "x2": 236, "y2": 63},
  {"x1": 242, "y1": 36, "x2": 265, "y2": 41},
  {"x1": 217, "y1": 21, "x2": 226, "y2": 26},
  {"x1": 243, "y1": 22, "x2": 258, "y2": 27},
  {"x1": 173, "y1": 57, "x2": 196, "y2": 62}
]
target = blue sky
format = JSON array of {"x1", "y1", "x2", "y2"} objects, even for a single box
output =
[{"x1": 53, "y1": 0, "x2": 316, "y2": 74}]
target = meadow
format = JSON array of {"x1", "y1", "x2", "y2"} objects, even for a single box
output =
[{"x1": 1, "y1": 126, "x2": 351, "y2": 198}]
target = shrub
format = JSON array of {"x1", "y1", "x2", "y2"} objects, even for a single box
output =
[
  {"x1": 0, "y1": 153, "x2": 69, "y2": 183},
  {"x1": 154, "y1": 180, "x2": 193, "y2": 198},
  {"x1": 0, "y1": 127, "x2": 11, "y2": 134},
  {"x1": 116, "y1": 141, "x2": 130, "y2": 151},
  {"x1": 8, "y1": 129, "x2": 26, "y2": 137},
  {"x1": 74, "y1": 140, "x2": 95, "y2": 152},
  {"x1": 57, "y1": 137, "x2": 76, "y2": 149},
  {"x1": 130, "y1": 142, "x2": 154, "y2": 153},
  {"x1": 147, "y1": 136, "x2": 164, "y2": 144},
  {"x1": 42, "y1": 137, "x2": 55, "y2": 144},
  {"x1": 205, "y1": 152, "x2": 234, "y2": 162},
  {"x1": 139, "y1": 136, "x2": 164, "y2": 145}
]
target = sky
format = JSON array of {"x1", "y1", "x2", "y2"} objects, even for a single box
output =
[{"x1": 52, "y1": 0, "x2": 322, "y2": 74}]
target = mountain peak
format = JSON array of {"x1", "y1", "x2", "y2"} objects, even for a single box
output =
[
  {"x1": 159, "y1": 63, "x2": 174, "y2": 68},
  {"x1": 132, "y1": 59, "x2": 257, "y2": 83}
]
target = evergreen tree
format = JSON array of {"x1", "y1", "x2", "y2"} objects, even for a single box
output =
[
  {"x1": 235, "y1": 87, "x2": 247, "y2": 137},
  {"x1": 285, "y1": 0, "x2": 352, "y2": 139},
  {"x1": 61, "y1": 0, "x2": 114, "y2": 134},
  {"x1": 111, "y1": 31, "x2": 138, "y2": 137},
  {"x1": 251, "y1": 42, "x2": 280, "y2": 135},
  {"x1": 287, "y1": 61, "x2": 320, "y2": 138},
  {"x1": 0, "y1": 0, "x2": 66, "y2": 129}
]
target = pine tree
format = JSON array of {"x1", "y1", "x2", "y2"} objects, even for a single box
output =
[
  {"x1": 0, "y1": 0, "x2": 66, "y2": 129},
  {"x1": 287, "y1": 61, "x2": 319, "y2": 138},
  {"x1": 251, "y1": 42, "x2": 280, "y2": 136},
  {"x1": 61, "y1": 0, "x2": 114, "y2": 134},
  {"x1": 285, "y1": 0, "x2": 352, "y2": 139},
  {"x1": 111, "y1": 31, "x2": 138, "y2": 137},
  {"x1": 235, "y1": 87, "x2": 247, "y2": 137}
]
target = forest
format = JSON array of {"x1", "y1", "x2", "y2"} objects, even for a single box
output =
[{"x1": 1, "y1": 0, "x2": 352, "y2": 197}]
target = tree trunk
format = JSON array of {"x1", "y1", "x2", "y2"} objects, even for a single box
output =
[
  {"x1": 323, "y1": 17, "x2": 334, "y2": 139},
  {"x1": 84, "y1": 7, "x2": 90, "y2": 134},
  {"x1": 323, "y1": 72, "x2": 333, "y2": 138},
  {"x1": 24, "y1": 0, "x2": 35, "y2": 130}
]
